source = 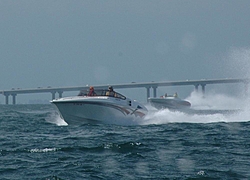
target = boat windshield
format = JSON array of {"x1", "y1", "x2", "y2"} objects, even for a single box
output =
[{"x1": 78, "y1": 89, "x2": 126, "y2": 100}]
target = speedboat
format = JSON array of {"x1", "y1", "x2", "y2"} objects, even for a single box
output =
[
  {"x1": 51, "y1": 89, "x2": 148, "y2": 124},
  {"x1": 148, "y1": 93, "x2": 191, "y2": 110}
]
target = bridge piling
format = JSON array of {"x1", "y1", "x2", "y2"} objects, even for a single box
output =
[
  {"x1": 12, "y1": 94, "x2": 16, "y2": 105},
  {"x1": 5, "y1": 95, "x2": 9, "y2": 105},
  {"x1": 51, "y1": 91, "x2": 56, "y2": 100},
  {"x1": 58, "y1": 91, "x2": 63, "y2": 98},
  {"x1": 195, "y1": 84, "x2": 199, "y2": 92},
  {"x1": 152, "y1": 86, "x2": 157, "y2": 97},
  {"x1": 146, "y1": 87, "x2": 150, "y2": 101},
  {"x1": 201, "y1": 84, "x2": 206, "y2": 96}
]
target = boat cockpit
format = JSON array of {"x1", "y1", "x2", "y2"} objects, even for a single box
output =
[{"x1": 78, "y1": 89, "x2": 126, "y2": 100}]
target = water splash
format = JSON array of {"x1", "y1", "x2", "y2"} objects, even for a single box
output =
[
  {"x1": 185, "y1": 91, "x2": 245, "y2": 110},
  {"x1": 140, "y1": 47, "x2": 250, "y2": 125},
  {"x1": 141, "y1": 91, "x2": 250, "y2": 125},
  {"x1": 45, "y1": 111, "x2": 68, "y2": 126}
]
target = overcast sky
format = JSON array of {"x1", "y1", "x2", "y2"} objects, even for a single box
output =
[{"x1": 1, "y1": 0, "x2": 250, "y2": 103}]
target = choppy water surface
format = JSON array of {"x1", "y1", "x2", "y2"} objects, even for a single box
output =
[{"x1": 0, "y1": 104, "x2": 250, "y2": 179}]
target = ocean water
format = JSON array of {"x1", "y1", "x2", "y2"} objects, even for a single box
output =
[{"x1": 0, "y1": 103, "x2": 250, "y2": 180}]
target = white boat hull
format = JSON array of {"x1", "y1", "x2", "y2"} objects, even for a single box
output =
[{"x1": 51, "y1": 96, "x2": 147, "y2": 125}]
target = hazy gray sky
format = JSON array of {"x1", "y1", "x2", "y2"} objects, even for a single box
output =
[{"x1": 1, "y1": 0, "x2": 250, "y2": 103}]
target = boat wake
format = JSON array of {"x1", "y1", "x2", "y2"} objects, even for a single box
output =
[
  {"x1": 47, "y1": 106, "x2": 250, "y2": 126},
  {"x1": 141, "y1": 108, "x2": 245, "y2": 125},
  {"x1": 141, "y1": 92, "x2": 250, "y2": 125}
]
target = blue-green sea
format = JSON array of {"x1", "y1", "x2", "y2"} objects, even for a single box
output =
[{"x1": 0, "y1": 104, "x2": 250, "y2": 179}]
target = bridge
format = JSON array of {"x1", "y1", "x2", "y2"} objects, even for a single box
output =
[{"x1": 1, "y1": 78, "x2": 249, "y2": 104}]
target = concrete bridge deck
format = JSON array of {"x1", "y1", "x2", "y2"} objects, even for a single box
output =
[{"x1": 1, "y1": 78, "x2": 249, "y2": 104}]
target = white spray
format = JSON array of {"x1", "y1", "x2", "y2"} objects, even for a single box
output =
[{"x1": 141, "y1": 47, "x2": 250, "y2": 125}]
